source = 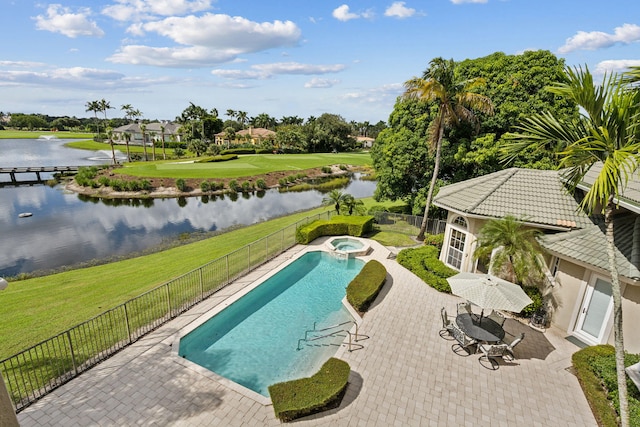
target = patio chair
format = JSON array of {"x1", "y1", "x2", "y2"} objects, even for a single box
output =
[
  {"x1": 457, "y1": 301, "x2": 474, "y2": 317},
  {"x1": 504, "y1": 333, "x2": 525, "y2": 361},
  {"x1": 439, "y1": 307, "x2": 455, "y2": 340},
  {"x1": 478, "y1": 343, "x2": 509, "y2": 370},
  {"x1": 451, "y1": 324, "x2": 478, "y2": 356},
  {"x1": 487, "y1": 310, "x2": 505, "y2": 326}
]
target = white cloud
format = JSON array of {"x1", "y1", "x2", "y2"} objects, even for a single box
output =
[
  {"x1": 385, "y1": 2, "x2": 416, "y2": 19},
  {"x1": 333, "y1": 5, "x2": 361, "y2": 22},
  {"x1": 594, "y1": 59, "x2": 640, "y2": 75},
  {"x1": 558, "y1": 23, "x2": 640, "y2": 54},
  {"x1": 212, "y1": 62, "x2": 346, "y2": 80},
  {"x1": 450, "y1": 0, "x2": 487, "y2": 4},
  {"x1": 304, "y1": 78, "x2": 340, "y2": 88},
  {"x1": 33, "y1": 4, "x2": 104, "y2": 38},
  {"x1": 102, "y1": 0, "x2": 213, "y2": 22},
  {"x1": 340, "y1": 83, "x2": 403, "y2": 103},
  {"x1": 108, "y1": 14, "x2": 301, "y2": 67}
]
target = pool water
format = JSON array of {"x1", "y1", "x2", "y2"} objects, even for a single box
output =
[{"x1": 178, "y1": 251, "x2": 364, "y2": 396}]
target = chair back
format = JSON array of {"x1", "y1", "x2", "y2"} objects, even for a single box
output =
[
  {"x1": 457, "y1": 301, "x2": 473, "y2": 316},
  {"x1": 441, "y1": 307, "x2": 451, "y2": 328},
  {"x1": 452, "y1": 324, "x2": 473, "y2": 347},
  {"x1": 485, "y1": 344, "x2": 508, "y2": 358},
  {"x1": 487, "y1": 310, "x2": 505, "y2": 326}
]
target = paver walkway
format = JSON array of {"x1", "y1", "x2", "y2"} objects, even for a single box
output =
[{"x1": 18, "y1": 238, "x2": 597, "y2": 426}]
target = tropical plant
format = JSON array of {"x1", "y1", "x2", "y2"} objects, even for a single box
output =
[
  {"x1": 140, "y1": 123, "x2": 148, "y2": 161},
  {"x1": 85, "y1": 100, "x2": 101, "y2": 135},
  {"x1": 402, "y1": 57, "x2": 494, "y2": 241},
  {"x1": 341, "y1": 194, "x2": 365, "y2": 216},
  {"x1": 473, "y1": 215, "x2": 545, "y2": 286},
  {"x1": 322, "y1": 189, "x2": 348, "y2": 214},
  {"x1": 502, "y1": 65, "x2": 640, "y2": 427}
]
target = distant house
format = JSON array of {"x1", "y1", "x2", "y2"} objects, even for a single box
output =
[
  {"x1": 432, "y1": 166, "x2": 640, "y2": 352},
  {"x1": 111, "y1": 122, "x2": 182, "y2": 145},
  {"x1": 214, "y1": 127, "x2": 276, "y2": 146},
  {"x1": 355, "y1": 136, "x2": 375, "y2": 149}
]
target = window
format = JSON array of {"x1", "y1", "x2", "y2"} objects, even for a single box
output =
[
  {"x1": 446, "y1": 228, "x2": 466, "y2": 270},
  {"x1": 550, "y1": 256, "x2": 560, "y2": 277}
]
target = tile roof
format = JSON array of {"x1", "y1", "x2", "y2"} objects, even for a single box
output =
[
  {"x1": 433, "y1": 168, "x2": 591, "y2": 229},
  {"x1": 539, "y1": 212, "x2": 640, "y2": 281},
  {"x1": 577, "y1": 162, "x2": 640, "y2": 212}
]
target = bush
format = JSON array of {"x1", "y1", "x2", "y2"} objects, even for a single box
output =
[
  {"x1": 321, "y1": 166, "x2": 332, "y2": 174},
  {"x1": 228, "y1": 179, "x2": 241, "y2": 192},
  {"x1": 256, "y1": 178, "x2": 267, "y2": 189},
  {"x1": 521, "y1": 286, "x2": 543, "y2": 317},
  {"x1": 269, "y1": 358, "x2": 350, "y2": 422},
  {"x1": 175, "y1": 178, "x2": 186, "y2": 191},
  {"x1": 278, "y1": 178, "x2": 287, "y2": 187},
  {"x1": 423, "y1": 233, "x2": 444, "y2": 252},
  {"x1": 200, "y1": 181, "x2": 210, "y2": 192},
  {"x1": 241, "y1": 181, "x2": 252, "y2": 192},
  {"x1": 367, "y1": 205, "x2": 389, "y2": 215},
  {"x1": 347, "y1": 260, "x2": 387, "y2": 312},
  {"x1": 193, "y1": 154, "x2": 238, "y2": 163},
  {"x1": 221, "y1": 148, "x2": 255, "y2": 155},
  {"x1": 396, "y1": 245, "x2": 456, "y2": 292},
  {"x1": 572, "y1": 345, "x2": 640, "y2": 427},
  {"x1": 296, "y1": 215, "x2": 374, "y2": 244}
]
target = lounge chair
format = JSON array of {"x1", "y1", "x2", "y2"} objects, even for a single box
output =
[
  {"x1": 440, "y1": 307, "x2": 455, "y2": 340},
  {"x1": 451, "y1": 324, "x2": 478, "y2": 356}
]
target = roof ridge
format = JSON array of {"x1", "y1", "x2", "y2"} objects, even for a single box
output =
[{"x1": 466, "y1": 168, "x2": 519, "y2": 212}]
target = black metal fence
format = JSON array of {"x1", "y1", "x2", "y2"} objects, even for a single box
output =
[{"x1": 1, "y1": 211, "x2": 333, "y2": 412}]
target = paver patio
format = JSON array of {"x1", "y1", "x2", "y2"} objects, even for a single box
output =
[{"x1": 18, "y1": 238, "x2": 597, "y2": 426}]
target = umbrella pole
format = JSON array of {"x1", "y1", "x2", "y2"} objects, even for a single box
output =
[{"x1": 479, "y1": 309, "x2": 484, "y2": 325}]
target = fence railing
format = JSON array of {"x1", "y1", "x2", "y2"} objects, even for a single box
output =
[
  {"x1": 373, "y1": 212, "x2": 446, "y2": 236},
  {"x1": 1, "y1": 211, "x2": 333, "y2": 412}
]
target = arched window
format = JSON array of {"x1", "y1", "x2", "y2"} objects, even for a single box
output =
[{"x1": 445, "y1": 216, "x2": 468, "y2": 270}]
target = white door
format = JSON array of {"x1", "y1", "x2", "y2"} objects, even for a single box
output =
[{"x1": 574, "y1": 276, "x2": 613, "y2": 344}]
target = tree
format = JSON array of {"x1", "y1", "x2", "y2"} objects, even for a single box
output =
[
  {"x1": 105, "y1": 127, "x2": 117, "y2": 165},
  {"x1": 160, "y1": 124, "x2": 167, "y2": 160},
  {"x1": 85, "y1": 100, "x2": 101, "y2": 135},
  {"x1": 322, "y1": 189, "x2": 348, "y2": 214},
  {"x1": 502, "y1": 65, "x2": 640, "y2": 427},
  {"x1": 187, "y1": 138, "x2": 207, "y2": 156},
  {"x1": 402, "y1": 57, "x2": 494, "y2": 240},
  {"x1": 98, "y1": 99, "x2": 114, "y2": 125},
  {"x1": 473, "y1": 215, "x2": 545, "y2": 285},
  {"x1": 140, "y1": 123, "x2": 148, "y2": 161},
  {"x1": 123, "y1": 132, "x2": 132, "y2": 162},
  {"x1": 341, "y1": 194, "x2": 365, "y2": 215}
]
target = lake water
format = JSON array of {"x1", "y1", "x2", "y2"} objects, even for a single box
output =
[{"x1": 0, "y1": 138, "x2": 375, "y2": 277}]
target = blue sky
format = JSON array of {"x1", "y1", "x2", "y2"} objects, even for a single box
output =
[{"x1": 1, "y1": 0, "x2": 639, "y2": 124}]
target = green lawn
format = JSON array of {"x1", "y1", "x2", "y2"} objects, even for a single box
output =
[
  {"x1": 0, "y1": 130, "x2": 93, "y2": 139},
  {"x1": 0, "y1": 197, "x2": 404, "y2": 359},
  {"x1": 118, "y1": 152, "x2": 372, "y2": 179}
]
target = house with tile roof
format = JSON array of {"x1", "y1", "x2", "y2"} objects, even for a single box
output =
[
  {"x1": 214, "y1": 127, "x2": 275, "y2": 146},
  {"x1": 111, "y1": 122, "x2": 182, "y2": 145},
  {"x1": 433, "y1": 165, "x2": 640, "y2": 352}
]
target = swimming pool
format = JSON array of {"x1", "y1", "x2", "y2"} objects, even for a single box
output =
[{"x1": 178, "y1": 250, "x2": 364, "y2": 397}]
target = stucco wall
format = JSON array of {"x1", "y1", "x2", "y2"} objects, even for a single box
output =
[
  {"x1": 621, "y1": 284, "x2": 640, "y2": 353},
  {"x1": 549, "y1": 260, "x2": 586, "y2": 331}
]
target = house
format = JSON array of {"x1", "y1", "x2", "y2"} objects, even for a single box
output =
[
  {"x1": 111, "y1": 122, "x2": 182, "y2": 145},
  {"x1": 214, "y1": 127, "x2": 275, "y2": 146},
  {"x1": 432, "y1": 166, "x2": 640, "y2": 352},
  {"x1": 355, "y1": 136, "x2": 375, "y2": 149}
]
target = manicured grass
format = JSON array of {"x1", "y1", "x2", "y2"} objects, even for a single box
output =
[
  {"x1": 118, "y1": 152, "x2": 372, "y2": 179},
  {"x1": 367, "y1": 230, "x2": 417, "y2": 247},
  {"x1": 0, "y1": 197, "x2": 395, "y2": 359},
  {"x1": 65, "y1": 139, "x2": 160, "y2": 156},
  {"x1": 0, "y1": 130, "x2": 93, "y2": 139}
]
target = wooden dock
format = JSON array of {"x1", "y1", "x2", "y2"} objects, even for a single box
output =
[{"x1": 0, "y1": 166, "x2": 81, "y2": 184}]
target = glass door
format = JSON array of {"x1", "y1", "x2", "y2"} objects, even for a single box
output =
[{"x1": 574, "y1": 277, "x2": 613, "y2": 344}]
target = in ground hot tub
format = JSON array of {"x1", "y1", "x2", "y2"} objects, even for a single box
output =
[{"x1": 325, "y1": 236, "x2": 371, "y2": 257}]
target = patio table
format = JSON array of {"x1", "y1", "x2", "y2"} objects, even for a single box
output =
[{"x1": 456, "y1": 313, "x2": 506, "y2": 343}]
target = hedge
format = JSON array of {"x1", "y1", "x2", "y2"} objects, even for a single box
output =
[
  {"x1": 269, "y1": 358, "x2": 350, "y2": 422},
  {"x1": 396, "y1": 245, "x2": 456, "y2": 293},
  {"x1": 572, "y1": 345, "x2": 640, "y2": 427},
  {"x1": 296, "y1": 215, "x2": 374, "y2": 244},
  {"x1": 221, "y1": 148, "x2": 256, "y2": 155},
  {"x1": 193, "y1": 154, "x2": 238, "y2": 163},
  {"x1": 346, "y1": 260, "x2": 387, "y2": 312}
]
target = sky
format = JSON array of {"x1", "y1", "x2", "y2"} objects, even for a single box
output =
[{"x1": 1, "y1": 0, "x2": 640, "y2": 124}]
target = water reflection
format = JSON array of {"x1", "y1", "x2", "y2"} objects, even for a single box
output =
[{"x1": 0, "y1": 139, "x2": 376, "y2": 277}]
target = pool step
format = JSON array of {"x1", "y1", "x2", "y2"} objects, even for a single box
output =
[{"x1": 296, "y1": 321, "x2": 367, "y2": 352}]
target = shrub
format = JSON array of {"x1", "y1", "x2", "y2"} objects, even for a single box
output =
[
  {"x1": 140, "y1": 180, "x2": 151, "y2": 191},
  {"x1": 296, "y1": 215, "x2": 374, "y2": 244},
  {"x1": 339, "y1": 164, "x2": 348, "y2": 170},
  {"x1": 423, "y1": 233, "x2": 444, "y2": 252},
  {"x1": 286, "y1": 175, "x2": 297, "y2": 183},
  {"x1": 173, "y1": 147, "x2": 184, "y2": 158},
  {"x1": 278, "y1": 178, "x2": 287, "y2": 187},
  {"x1": 269, "y1": 358, "x2": 350, "y2": 422},
  {"x1": 367, "y1": 205, "x2": 389, "y2": 215},
  {"x1": 347, "y1": 260, "x2": 387, "y2": 312},
  {"x1": 241, "y1": 181, "x2": 252, "y2": 192},
  {"x1": 97, "y1": 176, "x2": 110, "y2": 187},
  {"x1": 193, "y1": 154, "x2": 238, "y2": 163},
  {"x1": 228, "y1": 179, "x2": 241, "y2": 192},
  {"x1": 256, "y1": 178, "x2": 267, "y2": 189},
  {"x1": 396, "y1": 245, "x2": 455, "y2": 293},
  {"x1": 175, "y1": 178, "x2": 186, "y2": 191},
  {"x1": 200, "y1": 181, "x2": 210, "y2": 192},
  {"x1": 221, "y1": 148, "x2": 256, "y2": 155},
  {"x1": 321, "y1": 166, "x2": 332, "y2": 174},
  {"x1": 521, "y1": 286, "x2": 543, "y2": 317}
]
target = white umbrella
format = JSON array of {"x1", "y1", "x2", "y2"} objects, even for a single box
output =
[{"x1": 447, "y1": 272, "x2": 533, "y2": 316}]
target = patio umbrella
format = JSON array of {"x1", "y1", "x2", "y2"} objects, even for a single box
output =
[{"x1": 446, "y1": 272, "x2": 533, "y2": 319}]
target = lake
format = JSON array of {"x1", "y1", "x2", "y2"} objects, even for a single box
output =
[{"x1": 0, "y1": 138, "x2": 375, "y2": 277}]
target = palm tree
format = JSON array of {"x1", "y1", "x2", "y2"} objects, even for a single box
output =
[
  {"x1": 402, "y1": 57, "x2": 494, "y2": 240},
  {"x1": 473, "y1": 215, "x2": 545, "y2": 285},
  {"x1": 149, "y1": 131, "x2": 157, "y2": 161},
  {"x1": 503, "y1": 65, "x2": 640, "y2": 427},
  {"x1": 140, "y1": 123, "x2": 148, "y2": 161},
  {"x1": 160, "y1": 124, "x2": 167, "y2": 160},
  {"x1": 105, "y1": 127, "x2": 117, "y2": 165},
  {"x1": 322, "y1": 189, "x2": 348, "y2": 214},
  {"x1": 121, "y1": 104, "x2": 133, "y2": 120},
  {"x1": 341, "y1": 194, "x2": 365, "y2": 216},
  {"x1": 98, "y1": 99, "x2": 114, "y2": 126},
  {"x1": 85, "y1": 100, "x2": 101, "y2": 135},
  {"x1": 123, "y1": 132, "x2": 131, "y2": 162}
]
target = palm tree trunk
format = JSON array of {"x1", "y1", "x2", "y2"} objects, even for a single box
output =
[
  {"x1": 417, "y1": 125, "x2": 444, "y2": 241},
  {"x1": 605, "y1": 196, "x2": 629, "y2": 427}
]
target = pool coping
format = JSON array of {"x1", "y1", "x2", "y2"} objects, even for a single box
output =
[{"x1": 170, "y1": 238, "x2": 368, "y2": 406}]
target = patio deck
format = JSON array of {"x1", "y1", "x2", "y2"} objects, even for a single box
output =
[{"x1": 18, "y1": 238, "x2": 597, "y2": 426}]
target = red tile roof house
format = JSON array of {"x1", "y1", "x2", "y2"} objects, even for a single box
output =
[{"x1": 432, "y1": 164, "x2": 640, "y2": 352}]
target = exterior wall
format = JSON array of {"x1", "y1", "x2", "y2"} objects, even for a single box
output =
[
  {"x1": 548, "y1": 259, "x2": 586, "y2": 331},
  {"x1": 439, "y1": 212, "x2": 487, "y2": 272},
  {"x1": 621, "y1": 284, "x2": 640, "y2": 353}
]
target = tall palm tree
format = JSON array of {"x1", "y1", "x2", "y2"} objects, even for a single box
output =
[
  {"x1": 402, "y1": 57, "x2": 494, "y2": 240},
  {"x1": 140, "y1": 123, "x2": 148, "y2": 161},
  {"x1": 503, "y1": 66, "x2": 640, "y2": 427},
  {"x1": 473, "y1": 215, "x2": 545, "y2": 285},
  {"x1": 160, "y1": 124, "x2": 167, "y2": 160},
  {"x1": 85, "y1": 100, "x2": 101, "y2": 135},
  {"x1": 123, "y1": 132, "x2": 131, "y2": 162}
]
